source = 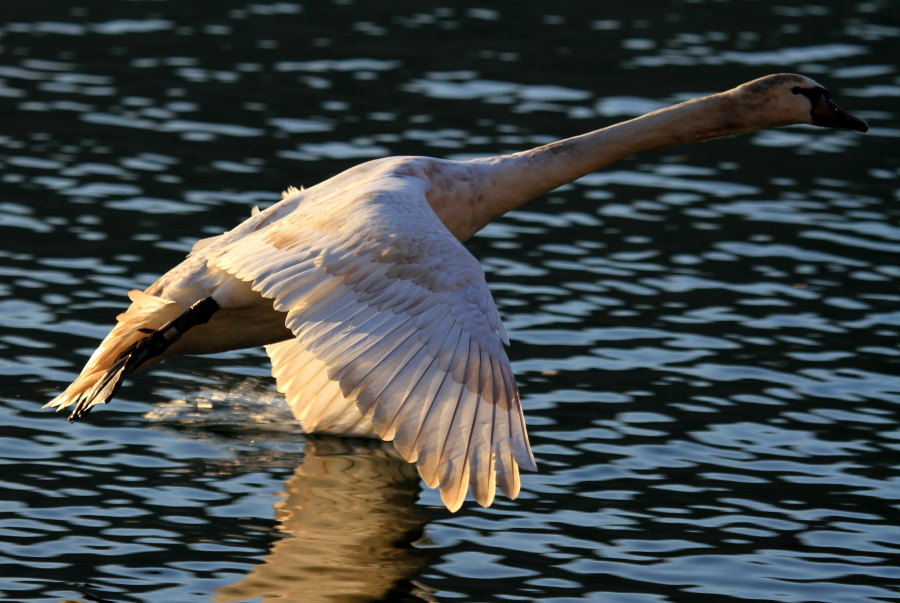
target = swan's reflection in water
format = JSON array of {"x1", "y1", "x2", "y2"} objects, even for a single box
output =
[
  {"x1": 215, "y1": 436, "x2": 436, "y2": 602},
  {"x1": 147, "y1": 380, "x2": 435, "y2": 602}
]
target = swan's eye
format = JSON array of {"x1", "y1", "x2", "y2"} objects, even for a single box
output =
[{"x1": 792, "y1": 86, "x2": 802, "y2": 95}]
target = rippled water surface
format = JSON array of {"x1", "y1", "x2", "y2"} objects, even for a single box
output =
[{"x1": 2, "y1": 1, "x2": 899, "y2": 601}]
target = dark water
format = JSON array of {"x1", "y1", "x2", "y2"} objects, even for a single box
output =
[{"x1": 1, "y1": 1, "x2": 899, "y2": 601}]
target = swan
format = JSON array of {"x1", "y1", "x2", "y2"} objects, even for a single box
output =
[{"x1": 47, "y1": 74, "x2": 867, "y2": 511}]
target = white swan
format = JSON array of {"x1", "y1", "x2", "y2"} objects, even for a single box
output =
[{"x1": 47, "y1": 74, "x2": 867, "y2": 511}]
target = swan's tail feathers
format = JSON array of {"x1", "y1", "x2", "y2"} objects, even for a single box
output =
[{"x1": 45, "y1": 293, "x2": 220, "y2": 422}]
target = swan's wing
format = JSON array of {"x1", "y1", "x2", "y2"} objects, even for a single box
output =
[
  {"x1": 265, "y1": 339, "x2": 377, "y2": 438},
  {"x1": 208, "y1": 173, "x2": 535, "y2": 511}
]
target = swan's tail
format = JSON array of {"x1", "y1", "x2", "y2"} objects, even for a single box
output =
[{"x1": 45, "y1": 291, "x2": 219, "y2": 422}]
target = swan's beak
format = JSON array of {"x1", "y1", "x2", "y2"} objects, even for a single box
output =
[{"x1": 811, "y1": 93, "x2": 868, "y2": 132}]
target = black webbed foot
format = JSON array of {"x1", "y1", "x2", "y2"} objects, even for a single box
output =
[{"x1": 67, "y1": 297, "x2": 220, "y2": 422}]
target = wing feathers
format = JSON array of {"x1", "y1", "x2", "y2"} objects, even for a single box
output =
[
  {"x1": 414, "y1": 371, "x2": 464, "y2": 488},
  {"x1": 369, "y1": 346, "x2": 434, "y2": 439},
  {"x1": 391, "y1": 359, "x2": 451, "y2": 463},
  {"x1": 265, "y1": 339, "x2": 376, "y2": 437},
  {"x1": 468, "y1": 442, "x2": 496, "y2": 508},
  {"x1": 209, "y1": 174, "x2": 534, "y2": 510},
  {"x1": 342, "y1": 329, "x2": 421, "y2": 416},
  {"x1": 436, "y1": 386, "x2": 479, "y2": 508}
]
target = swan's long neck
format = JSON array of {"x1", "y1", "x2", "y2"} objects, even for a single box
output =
[{"x1": 432, "y1": 88, "x2": 758, "y2": 241}]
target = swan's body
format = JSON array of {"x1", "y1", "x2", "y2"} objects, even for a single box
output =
[{"x1": 48, "y1": 74, "x2": 867, "y2": 511}]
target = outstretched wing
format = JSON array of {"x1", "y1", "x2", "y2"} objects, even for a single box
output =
[{"x1": 208, "y1": 171, "x2": 535, "y2": 511}]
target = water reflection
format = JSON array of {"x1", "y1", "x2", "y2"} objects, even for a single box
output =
[
  {"x1": 214, "y1": 437, "x2": 434, "y2": 603},
  {"x1": 145, "y1": 382, "x2": 435, "y2": 602}
]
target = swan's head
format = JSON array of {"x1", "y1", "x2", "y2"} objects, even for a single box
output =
[{"x1": 731, "y1": 74, "x2": 868, "y2": 133}]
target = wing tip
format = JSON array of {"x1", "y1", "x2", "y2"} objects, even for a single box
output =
[{"x1": 440, "y1": 488, "x2": 466, "y2": 513}]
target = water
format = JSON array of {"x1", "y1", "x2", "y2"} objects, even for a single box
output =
[{"x1": 1, "y1": 1, "x2": 898, "y2": 601}]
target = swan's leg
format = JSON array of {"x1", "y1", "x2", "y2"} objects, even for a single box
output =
[{"x1": 68, "y1": 297, "x2": 220, "y2": 422}]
